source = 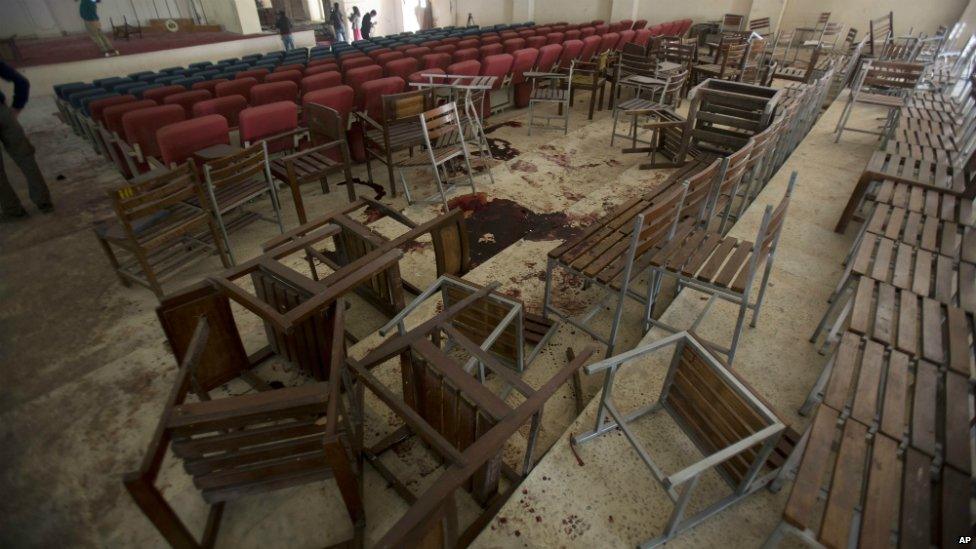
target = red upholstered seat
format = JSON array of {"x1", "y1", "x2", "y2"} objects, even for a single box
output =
[
  {"x1": 676, "y1": 19, "x2": 693, "y2": 36},
  {"x1": 578, "y1": 35, "x2": 601, "y2": 62},
  {"x1": 215, "y1": 77, "x2": 258, "y2": 101},
  {"x1": 446, "y1": 60, "x2": 481, "y2": 77},
  {"x1": 633, "y1": 19, "x2": 648, "y2": 30},
  {"x1": 308, "y1": 58, "x2": 337, "y2": 68},
  {"x1": 275, "y1": 64, "x2": 305, "y2": 74},
  {"x1": 341, "y1": 56, "x2": 375, "y2": 71},
  {"x1": 163, "y1": 89, "x2": 213, "y2": 116},
  {"x1": 479, "y1": 43, "x2": 503, "y2": 60},
  {"x1": 452, "y1": 48, "x2": 480, "y2": 63},
  {"x1": 305, "y1": 63, "x2": 339, "y2": 76},
  {"x1": 192, "y1": 79, "x2": 227, "y2": 95},
  {"x1": 302, "y1": 85, "x2": 354, "y2": 126},
  {"x1": 143, "y1": 85, "x2": 185, "y2": 104},
  {"x1": 421, "y1": 53, "x2": 451, "y2": 71},
  {"x1": 239, "y1": 101, "x2": 298, "y2": 153},
  {"x1": 235, "y1": 68, "x2": 269, "y2": 82},
  {"x1": 480, "y1": 54, "x2": 514, "y2": 90},
  {"x1": 518, "y1": 29, "x2": 535, "y2": 39},
  {"x1": 481, "y1": 35, "x2": 501, "y2": 45},
  {"x1": 441, "y1": 36, "x2": 460, "y2": 45},
  {"x1": 500, "y1": 31, "x2": 518, "y2": 40},
  {"x1": 89, "y1": 95, "x2": 135, "y2": 124},
  {"x1": 535, "y1": 44, "x2": 563, "y2": 73},
  {"x1": 250, "y1": 81, "x2": 298, "y2": 106},
  {"x1": 394, "y1": 44, "x2": 414, "y2": 52},
  {"x1": 580, "y1": 26, "x2": 596, "y2": 37},
  {"x1": 408, "y1": 67, "x2": 445, "y2": 84},
  {"x1": 103, "y1": 100, "x2": 157, "y2": 136},
  {"x1": 348, "y1": 76, "x2": 406, "y2": 161},
  {"x1": 564, "y1": 29, "x2": 582, "y2": 41},
  {"x1": 192, "y1": 95, "x2": 248, "y2": 128},
  {"x1": 595, "y1": 24, "x2": 609, "y2": 35},
  {"x1": 157, "y1": 115, "x2": 230, "y2": 166},
  {"x1": 503, "y1": 38, "x2": 526, "y2": 55},
  {"x1": 383, "y1": 57, "x2": 419, "y2": 81},
  {"x1": 344, "y1": 65, "x2": 384, "y2": 109},
  {"x1": 265, "y1": 70, "x2": 302, "y2": 86},
  {"x1": 620, "y1": 19, "x2": 634, "y2": 30},
  {"x1": 558, "y1": 39, "x2": 583, "y2": 67},
  {"x1": 634, "y1": 29, "x2": 652, "y2": 47},
  {"x1": 375, "y1": 51, "x2": 405, "y2": 65},
  {"x1": 457, "y1": 39, "x2": 479, "y2": 49},
  {"x1": 617, "y1": 30, "x2": 636, "y2": 49},
  {"x1": 368, "y1": 48, "x2": 393, "y2": 59},
  {"x1": 545, "y1": 32, "x2": 564, "y2": 45},
  {"x1": 510, "y1": 48, "x2": 539, "y2": 84},
  {"x1": 121, "y1": 104, "x2": 185, "y2": 159},
  {"x1": 599, "y1": 32, "x2": 620, "y2": 53},
  {"x1": 525, "y1": 35, "x2": 547, "y2": 49},
  {"x1": 420, "y1": 40, "x2": 440, "y2": 48},
  {"x1": 404, "y1": 47, "x2": 431, "y2": 60},
  {"x1": 301, "y1": 71, "x2": 342, "y2": 95},
  {"x1": 432, "y1": 44, "x2": 457, "y2": 55},
  {"x1": 648, "y1": 24, "x2": 665, "y2": 36}
]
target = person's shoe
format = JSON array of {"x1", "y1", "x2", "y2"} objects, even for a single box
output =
[
  {"x1": 0, "y1": 209, "x2": 29, "y2": 223},
  {"x1": 37, "y1": 203, "x2": 54, "y2": 214}
]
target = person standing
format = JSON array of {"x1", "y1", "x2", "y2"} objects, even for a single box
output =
[
  {"x1": 361, "y1": 9, "x2": 376, "y2": 39},
  {"x1": 276, "y1": 10, "x2": 294, "y2": 50},
  {"x1": 0, "y1": 62, "x2": 53, "y2": 222},
  {"x1": 349, "y1": 6, "x2": 362, "y2": 41},
  {"x1": 329, "y1": 3, "x2": 346, "y2": 42},
  {"x1": 77, "y1": 0, "x2": 119, "y2": 57}
]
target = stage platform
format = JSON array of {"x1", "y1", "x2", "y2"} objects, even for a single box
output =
[{"x1": 18, "y1": 30, "x2": 316, "y2": 98}]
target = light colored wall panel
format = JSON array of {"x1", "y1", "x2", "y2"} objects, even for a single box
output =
[{"x1": 778, "y1": 0, "x2": 967, "y2": 38}]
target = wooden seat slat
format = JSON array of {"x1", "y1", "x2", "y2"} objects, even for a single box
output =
[
  {"x1": 818, "y1": 420, "x2": 868, "y2": 549},
  {"x1": 783, "y1": 406, "x2": 839, "y2": 530},
  {"x1": 850, "y1": 340, "x2": 884, "y2": 426},
  {"x1": 857, "y1": 434, "x2": 902, "y2": 549},
  {"x1": 899, "y1": 448, "x2": 932, "y2": 549},
  {"x1": 944, "y1": 371, "x2": 971, "y2": 474},
  {"x1": 910, "y1": 360, "x2": 938, "y2": 457}
]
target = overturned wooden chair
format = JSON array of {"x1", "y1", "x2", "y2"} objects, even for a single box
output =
[
  {"x1": 124, "y1": 305, "x2": 367, "y2": 548},
  {"x1": 349, "y1": 282, "x2": 597, "y2": 547},
  {"x1": 574, "y1": 331, "x2": 789, "y2": 547}
]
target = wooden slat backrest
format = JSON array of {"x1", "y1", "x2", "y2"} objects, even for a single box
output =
[
  {"x1": 111, "y1": 162, "x2": 202, "y2": 223},
  {"x1": 250, "y1": 267, "x2": 341, "y2": 381},
  {"x1": 633, "y1": 181, "x2": 688, "y2": 253},
  {"x1": 382, "y1": 88, "x2": 435, "y2": 125},
  {"x1": 680, "y1": 156, "x2": 723, "y2": 222},
  {"x1": 759, "y1": 177, "x2": 795, "y2": 255},
  {"x1": 205, "y1": 142, "x2": 268, "y2": 191},
  {"x1": 429, "y1": 209, "x2": 471, "y2": 277},
  {"x1": 862, "y1": 60, "x2": 925, "y2": 89},
  {"x1": 717, "y1": 139, "x2": 755, "y2": 201},
  {"x1": 749, "y1": 17, "x2": 770, "y2": 34},
  {"x1": 421, "y1": 101, "x2": 463, "y2": 146},
  {"x1": 869, "y1": 12, "x2": 894, "y2": 56},
  {"x1": 663, "y1": 42, "x2": 696, "y2": 70},
  {"x1": 306, "y1": 103, "x2": 346, "y2": 145},
  {"x1": 721, "y1": 13, "x2": 745, "y2": 32},
  {"x1": 444, "y1": 283, "x2": 520, "y2": 363},
  {"x1": 157, "y1": 281, "x2": 250, "y2": 392},
  {"x1": 665, "y1": 342, "x2": 770, "y2": 484}
]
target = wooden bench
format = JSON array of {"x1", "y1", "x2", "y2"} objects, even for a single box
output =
[
  {"x1": 767, "y1": 404, "x2": 970, "y2": 548},
  {"x1": 574, "y1": 332, "x2": 791, "y2": 547}
]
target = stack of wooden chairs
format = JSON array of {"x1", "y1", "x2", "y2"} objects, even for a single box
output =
[{"x1": 764, "y1": 50, "x2": 976, "y2": 549}]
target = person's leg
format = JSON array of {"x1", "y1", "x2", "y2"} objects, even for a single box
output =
[
  {"x1": 0, "y1": 105, "x2": 52, "y2": 210},
  {"x1": 0, "y1": 145, "x2": 27, "y2": 216},
  {"x1": 85, "y1": 20, "x2": 112, "y2": 53},
  {"x1": 354, "y1": 28, "x2": 361, "y2": 40}
]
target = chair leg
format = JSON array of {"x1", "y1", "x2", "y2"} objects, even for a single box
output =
[
  {"x1": 208, "y1": 217, "x2": 232, "y2": 268},
  {"x1": 641, "y1": 268, "x2": 660, "y2": 333},
  {"x1": 563, "y1": 100, "x2": 570, "y2": 134},
  {"x1": 95, "y1": 233, "x2": 130, "y2": 287},
  {"x1": 726, "y1": 294, "x2": 752, "y2": 365},
  {"x1": 431, "y1": 163, "x2": 449, "y2": 209},
  {"x1": 610, "y1": 110, "x2": 619, "y2": 146},
  {"x1": 749, "y1": 258, "x2": 776, "y2": 328},
  {"x1": 528, "y1": 101, "x2": 534, "y2": 136},
  {"x1": 397, "y1": 167, "x2": 413, "y2": 204},
  {"x1": 542, "y1": 257, "x2": 555, "y2": 320},
  {"x1": 385, "y1": 150, "x2": 397, "y2": 197},
  {"x1": 214, "y1": 211, "x2": 236, "y2": 265},
  {"x1": 134, "y1": 248, "x2": 163, "y2": 298},
  {"x1": 461, "y1": 151, "x2": 477, "y2": 195},
  {"x1": 587, "y1": 87, "x2": 596, "y2": 120}
]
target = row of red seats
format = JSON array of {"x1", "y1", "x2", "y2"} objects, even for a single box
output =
[{"x1": 84, "y1": 17, "x2": 695, "y2": 178}]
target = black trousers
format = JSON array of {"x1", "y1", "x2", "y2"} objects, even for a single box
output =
[{"x1": 0, "y1": 104, "x2": 51, "y2": 214}]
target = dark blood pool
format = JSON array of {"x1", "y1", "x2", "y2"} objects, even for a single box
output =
[{"x1": 447, "y1": 193, "x2": 581, "y2": 267}]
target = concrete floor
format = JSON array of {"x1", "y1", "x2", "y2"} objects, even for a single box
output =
[{"x1": 0, "y1": 86, "x2": 880, "y2": 547}]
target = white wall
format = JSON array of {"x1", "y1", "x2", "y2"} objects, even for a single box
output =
[{"x1": 778, "y1": 0, "x2": 968, "y2": 38}]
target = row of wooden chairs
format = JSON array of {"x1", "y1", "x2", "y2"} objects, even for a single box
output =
[{"x1": 765, "y1": 56, "x2": 975, "y2": 548}]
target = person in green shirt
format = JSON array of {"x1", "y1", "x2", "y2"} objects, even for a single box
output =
[{"x1": 77, "y1": 0, "x2": 119, "y2": 57}]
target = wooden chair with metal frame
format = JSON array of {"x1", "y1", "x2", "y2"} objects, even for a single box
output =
[
  {"x1": 833, "y1": 59, "x2": 925, "y2": 143},
  {"x1": 867, "y1": 12, "x2": 894, "y2": 58},
  {"x1": 644, "y1": 172, "x2": 798, "y2": 365},
  {"x1": 610, "y1": 69, "x2": 688, "y2": 153},
  {"x1": 543, "y1": 180, "x2": 691, "y2": 356},
  {"x1": 94, "y1": 161, "x2": 231, "y2": 298},
  {"x1": 769, "y1": 29, "x2": 796, "y2": 65},
  {"x1": 200, "y1": 142, "x2": 285, "y2": 265},
  {"x1": 773, "y1": 45, "x2": 824, "y2": 84},
  {"x1": 795, "y1": 11, "x2": 831, "y2": 50},
  {"x1": 570, "y1": 49, "x2": 611, "y2": 120},
  {"x1": 572, "y1": 331, "x2": 788, "y2": 547},
  {"x1": 749, "y1": 17, "x2": 771, "y2": 39},
  {"x1": 526, "y1": 62, "x2": 574, "y2": 135},
  {"x1": 395, "y1": 101, "x2": 477, "y2": 208},
  {"x1": 608, "y1": 50, "x2": 658, "y2": 110},
  {"x1": 361, "y1": 88, "x2": 436, "y2": 199},
  {"x1": 693, "y1": 40, "x2": 750, "y2": 84},
  {"x1": 270, "y1": 104, "x2": 356, "y2": 225}
]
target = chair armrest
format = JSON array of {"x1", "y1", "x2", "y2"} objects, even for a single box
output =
[
  {"x1": 353, "y1": 110, "x2": 384, "y2": 132},
  {"x1": 524, "y1": 71, "x2": 565, "y2": 79},
  {"x1": 255, "y1": 126, "x2": 309, "y2": 147},
  {"x1": 278, "y1": 139, "x2": 346, "y2": 164}
]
